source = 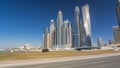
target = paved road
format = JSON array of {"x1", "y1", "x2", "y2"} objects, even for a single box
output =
[{"x1": 6, "y1": 55, "x2": 120, "y2": 68}]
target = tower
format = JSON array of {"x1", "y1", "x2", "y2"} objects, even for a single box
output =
[
  {"x1": 82, "y1": 4, "x2": 92, "y2": 47},
  {"x1": 42, "y1": 34, "x2": 44, "y2": 48},
  {"x1": 80, "y1": 21, "x2": 85, "y2": 47},
  {"x1": 44, "y1": 27, "x2": 48, "y2": 49},
  {"x1": 57, "y1": 10, "x2": 63, "y2": 48},
  {"x1": 63, "y1": 20, "x2": 67, "y2": 47},
  {"x1": 113, "y1": 26, "x2": 120, "y2": 43},
  {"x1": 74, "y1": 6, "x2": 81, "y2": 48},
  {"x1": 68, "y1": 22, "x2": 73, "y2": 48},
  {"x1": 117, "y1": 0, "x2": 120, "y2": 27},
  {"x1": 63, "y1": 20, "x2": 73, "y2": 49},
  {"x1": 63, "y1": 20, "x2": 69, "y2": 48},
  {"x1": 47, "y1": 33, "x2": 50, "y2": 49},
  {"x1": 54, "y1": 27, "x2": 57, "y2": 48},
  {"x1": 50, "y1": 19, "x2": 55, "y2": 49}
]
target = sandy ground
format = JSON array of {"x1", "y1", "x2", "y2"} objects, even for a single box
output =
[{"x1": 0, "y1": 53, "x2": 120, "y2": 68}]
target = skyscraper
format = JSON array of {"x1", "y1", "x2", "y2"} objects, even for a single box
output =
[
  {"x1": 117, "y1": 0, "x2": 120, "y2": 27},
  {"x1": 44, "y1": 27, "x2": 48, "y2": 49},
  {"x1": 42, "y1": 34, "x2": 44, "y2": 48},
  {"x1": 63, "y1": 20, "x2": 73, "y2": 49},
  {"x1": 54, "y1": 27, "x2": 57, "y2": 48},
  {"x1": 61, "y1": 20, "x2": 64, "y2": 48},
  {"x1": 57, "y1": 10, "x2": 63, "y2": 48},
  {"x1": 74, "y1": 6, "x2": 81, "y2": 48},
  {"x1": 42, "y1": 4, "x2": 92, "y2": 50},
  {"x1": 80, "y1": 21, "x2": 85, "y2": 47},
  {"x1": 63, "y1": 20, "x2": 68, "y2": 47},
  {"x1": 53, "y1": 27, "x2": 57, "y2": 48},
  {"x1": 50, "y1": 19, "x2": 55, "y2": 49},
  {"x1": 82, "y1": 4, "x2": 92, "y2": 47},
  {"x1": 113, "y1": 26, "x2": 120, "y2": 43},
  {"x1": 68, "y1": 22, "x2": 73, "y2": 48},
  {"x1": 47, "y1": 33, "x2": 50, "y2": 49},
  {"x1": 67, "y1": 21, "x2": 69, "y2": 48}
]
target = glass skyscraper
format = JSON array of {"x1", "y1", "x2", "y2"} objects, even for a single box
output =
[
  {"x1": 113, "y1": 26, "x2": 120, "y2": 43},
  {"x1": 82, "y1": 4, "x2": 92, "y2": 47},
  {"x1": 43, "y1": 4, "x2": 92, "y2": 49},
  {"x1": 74, "y1": 6, "x2": 81, "y2": 48},
  {"x1": 117, "y1": 0, "x2": 120, "y2": 27}
]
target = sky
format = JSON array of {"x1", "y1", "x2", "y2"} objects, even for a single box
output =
[{"x1": 0, "y1": 0, "x2": 118, "y2": 48}]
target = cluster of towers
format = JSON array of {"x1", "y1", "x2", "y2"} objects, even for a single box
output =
[
  {"x1": 74, "y1": 4, "x2": 92, "y2": 48},
  {"x1": 42, "y1": 4, "x2": 92, "y2": 50}
]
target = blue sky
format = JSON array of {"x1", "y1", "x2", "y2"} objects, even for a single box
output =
[{"x1": 0, "y1": 0, "x2": 118, "y2": 48}]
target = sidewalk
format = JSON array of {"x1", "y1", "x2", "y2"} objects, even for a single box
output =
[{"x1": 0, "y1": 53, "x2": 120, "y2": 68}]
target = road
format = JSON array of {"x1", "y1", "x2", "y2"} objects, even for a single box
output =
[{"x1": 6, "y1": 55, "x2": 120, "y2": 68}]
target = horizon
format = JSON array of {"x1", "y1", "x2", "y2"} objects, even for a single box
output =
[{"x1": 0, "y1": 0, "x2": 118, "y2": 48}]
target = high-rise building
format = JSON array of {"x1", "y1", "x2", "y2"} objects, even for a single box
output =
[
  {"x1": 67, "y1": 22, "x2": 69, "y2": 48},
  {"x1": 82, "y1": 4, "x2": 92, "y2": 47},
  {"x1": 50, "y1": 19, "x2": 55, "y2": 49},
  {"x1": 57, "y1": 10, "x2": 63, "y2": 48},
  {"x1": 74, "y1": 6, "x2": 81, "y2": 48},
  {"x1": 68, "y1": 22, "x2": 73, "y2": 48},
  {"x1": 42, "y1": 34, "x2": 44, "y2": 48},
  {"x1": 44, "y1": 27, "x2": 48, "y2": 49},
  {"x1": 63, "y1": 20, "x2": 67, "y2": 47},
  {"x1": 80, "y1": 21, "x2": 86, "y2": 47},
  {"x1": 47, "y1": 33, "x2": 50, "y2": 49},
  {"x1": 117, "y1": 0, "x2": 120, "y2": 27},
  {"x1": 54, "y1": 27, "x2": 57, "y2": 47},
  {"x1": 63, "y1": 20, "x2": 73, "y2": 49},
  {"x1": 61, "y1": 21, "x2": 64, "y2": 48},
  {"x1": 113, "y1": 26, "x2": 120, "y2": 43},
  {"x1": 97, "y1": 37, "x2": 103, "y2": 47},
  {"x1": 43, "y1": 4, "x2": 93, "y2": 49}
]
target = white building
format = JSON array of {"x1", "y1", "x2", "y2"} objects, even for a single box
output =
[
  {"x1": 50, "y1": 19, "x2": 55, "y2": 49},
  {"x1": 82, "y1": 4, "x2": 92, "y2": 47}
]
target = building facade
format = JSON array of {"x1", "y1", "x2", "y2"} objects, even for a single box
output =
[
  {"x1": 47, "y1": 33, "x2": 50, "y2": 49},
  {"x1": 63, "y1": 20, "x2": 73, "y2": 49},
  {"x1": 117, "y1": 0, "x2": 120, "y2": 27},
  {"x1": 68, "y1": 22, "x2": 73, "y2": 48},
  {"x1": 113, "y1": 26, "x2": 120, "y2": 43},
  {"x1": 57, "y1": 10, "x2": 63, "y2": 48},
  {"x1": 74, "y1": 6, "x2": 81, "y2": 48},
  {"x1": 42, "y1": 34, "x2": 44, "y2": 48},
  {"x1": 44, "y1": 27, "x2": 48, "y2": 49},
  {"x1": 80, "y1": 22, "x2": 86, "y2": 47},
  {"x1": 50, "y1": 19, "x2": 55, "y2": 49},
  {"x1": 63, "y1": 20, "x2": 68, "y2": 47},
  {"x1": 82, "y1": 4, "x2": 92, "y2": 47}
]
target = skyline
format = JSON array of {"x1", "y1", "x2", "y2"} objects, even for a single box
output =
[{"x1": 0, "y1": 0, "x2": 118, "y2": 48}]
